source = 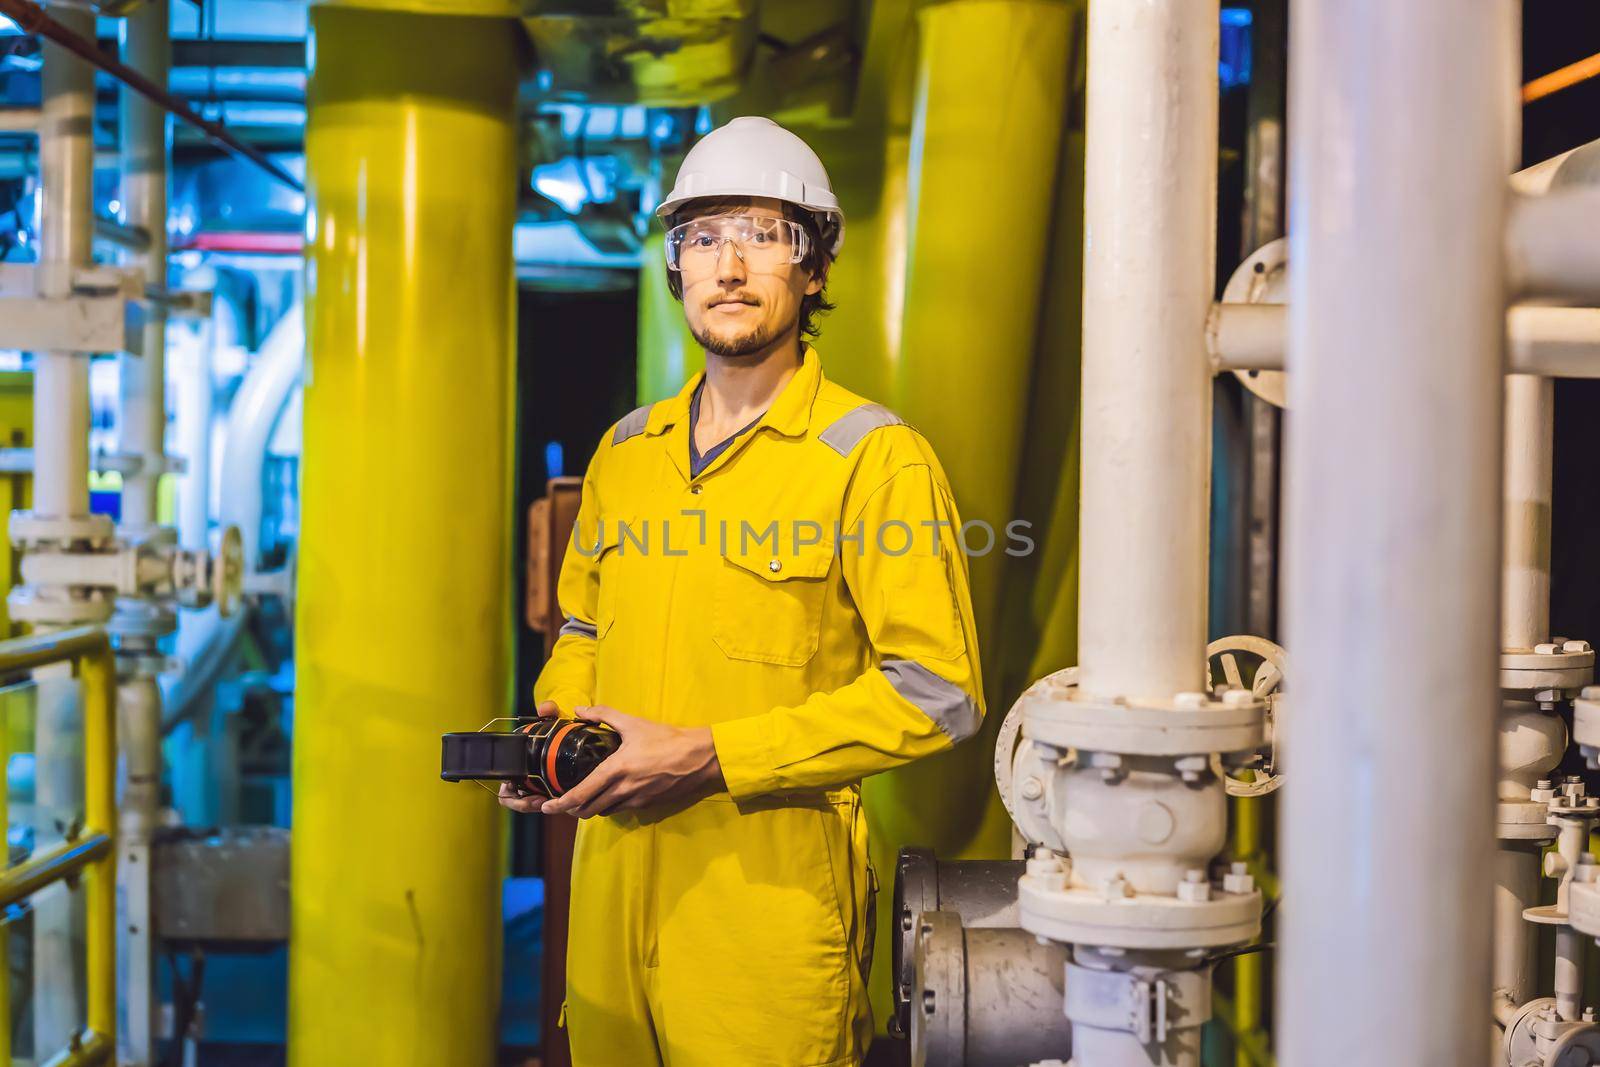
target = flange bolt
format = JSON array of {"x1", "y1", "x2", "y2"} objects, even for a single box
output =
[{"x1": 1177, "y1": 869, "x2": 1211, "y2": 903}]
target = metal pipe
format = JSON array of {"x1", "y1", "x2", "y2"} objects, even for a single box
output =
[
  {"x1": 116, "y1": 0, "x2": 168, "y2": 534},
  {"x1": 33, "y1": 9, "x2": 98, "y2": 1052},
  {"x1": 1493, "y1": 843, "x2": 1542, "y2": 1008},
  {"x1": 113, "y1": 8, "x2": 171, "y2": 1058},
  {"x1": 1208, "y1": 304, "x2": 1600, "y2": 379},
  {"x1": 1507, "y1": 188, "x2": 1600, "y2": 304},
  {"x1": 1280, "y1": 2, "x2": 1508, "y2": 1064},
  {"x1": 291, "y1": 9, "x2": 514, "y2": 1062},
  {"x1": 0, "y1": 0, "x2": 303, "y2": 193},
  {"x1": 33, "y1": 3, "x2": 93, "y2": 523},
  {"x1": 1077, "y1": 0, "x2": 1215, "y2": 702},
  {"x1": 219, "y1": 303, "x2": 301, "y2": 569},
  {"x1": 1523, "y1": 50, "x2": 1600, "y2": 105},
  {"x1": 0, "y1": 107, "x2": 40, "y2": 132},
  {"x1": 0, "y1": 836, "x2": 113, "y2": 908},
  {"x1": 93, "y1": 216, "x2": 149, "y2": 253},
  {"x1": 1502, "y1": 375, "x2": 1552, "y2": 650}
]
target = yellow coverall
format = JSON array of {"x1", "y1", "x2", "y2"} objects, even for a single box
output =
[{"x1": 535, "y1": 346, "x2": 985, "y2": 1067}]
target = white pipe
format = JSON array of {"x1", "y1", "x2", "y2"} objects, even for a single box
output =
[
  {"x1": 1208, "y1": 304, "x2": 1600, "y2": 379},
  {"x1": 1502, "y1": 375, "x2": 1552, "y2": 650},
  {"x1": 32, "y1": 9, "x2": 97, "y2": 1054},
  {"x1": 1077, "y1": 0, "x2": 1215, "y2": 703},
  {"x1": 175, "y1": 320, "x2": 214, "y2": 550},
  {"x1": 1507, "y1": 188, "x2": 1600, "y2": 304},
  {"x1": 167, "y1": 303, "x2": 302, "y2": 735},
  {"x1": 1493, "y1": 845, "x2": 1542, "y2": 1007},
  {"x1": 117, "y1": 0, "x2": 170, "y2": 533},
  {"x1": 0, "y1": 107, "x2": 40, "y2": 133},
  {"x1": 219, "y1": 303, "x2": 302, "y2": 569},
  {"x1": 116, "y1": 673, "x2": 161, "y2": 1062},
  {"x1": 1281, "y1": 3, "x2": 1509, "y2": 1065},
  {"x1": 33, "y1": 7, "x2": 94, "y2": 523}
]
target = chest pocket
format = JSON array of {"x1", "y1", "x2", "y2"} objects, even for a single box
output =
[
  {"x1": 712, "y1": 538, "x2": 836, "y2": 667},
  {"x1": 592, "y1": 516, "x2": 639, "y2": 640}
]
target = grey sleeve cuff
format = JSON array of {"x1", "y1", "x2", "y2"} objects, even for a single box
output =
[{"x1": 559, "y1": 616, "x2": 598, "y2": 640}]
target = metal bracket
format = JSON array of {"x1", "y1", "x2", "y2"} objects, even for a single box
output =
[{"x1": 1064, "y1": 961, "x2": 1211, "y2": 1045}]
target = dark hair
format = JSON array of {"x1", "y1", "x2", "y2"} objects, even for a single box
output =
[{"x1": 664, "y1": 197, "x2": 838, "y2": 340}]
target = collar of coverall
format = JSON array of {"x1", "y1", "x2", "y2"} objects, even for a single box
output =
[{"x1": 642, "y1": 343, "x2": 822, "y2": 441}]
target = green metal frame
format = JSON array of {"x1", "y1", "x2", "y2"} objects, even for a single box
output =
[{"x1": 0, "y1": 626, "x2": 117, "y2": 1065}]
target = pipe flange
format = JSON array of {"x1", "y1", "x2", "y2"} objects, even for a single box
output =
[
  {"x1": 1503, "y1": 644, "x2": 1595, "y2": 698},
  {"x1": 1221, "y1": 237, "x2": 1288, "y2": 408},
  {"x1": 1546, "y1": 1022, "x2": 1600, "y2": 1067},
  {"x1": 1018, "y1": 872, "x2": 1262, "y2": 950},
  {"x1": 1023, "y1": 689, "x2": 1264, "y2": 758},
  {"x1": 894, "y1": 848, "x2": 939, "y2": 1039},
  {"x1": 1499, "y1": 798, "x2": 1560, "y2": 841},
  {"x1": 6, "y1": 585, "x2": 113, "y2": 626},
  {"x1": 9, "y1": 510, "x2": 115, "y2": 549},
  {"x1": 910, "y1": 911, "x2": 965, "y2": 1067},
  {"x1": 1505, "y1": 998, "x2": 1557, "y2": 1067}
]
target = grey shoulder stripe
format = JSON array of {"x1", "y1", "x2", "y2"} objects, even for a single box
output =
[
  {"x1": 612, "y1": 404, "x2": 654, "y2": 445},
  {"x1": 881, "y1": 659, "x2": 980, "y2": 743},
  {"x1": 819, "y1": 403, "x2": 907, "y2": 456},
  {"x1": 559, "y1": 616, "x2": 598, "y2": 640}
]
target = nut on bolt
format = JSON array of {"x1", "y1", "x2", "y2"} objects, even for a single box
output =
[
  {"x1": 1223, "y1": 862, "x2": 1255, "y2": 895},
  {"x1": 1090, "y1": 751, "x2": 1126, "y2": 783},
  {"x1": 1566, "y1": 639, "x2": 1593, "y2": 654},
  {"x1": 1536, "y1": 643, "x2": 1560, "y2": 655},
  {"x1": 1100, "y1": 875, "x2": 1132, "y2": 901},
  {"x1": 1177, "y1": 869, "x2": 1211, "y2": 903},
  {"x1": 1175, "y1": 754, "x2": 1208, "y2": 783},
  {"x1": 1221, "y1": 688, "x2": 1256, "y2": 708},
  {"x1": 1020, "y1": 776, "x2": 1044, "y2": 801},
  {"x1": 1174, "y1": 691, "x2": 1209, "y2": 710}
]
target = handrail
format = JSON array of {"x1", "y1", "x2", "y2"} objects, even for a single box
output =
[{"x1": 0, "y1": 626, "x2": 117, "y2": 1066}]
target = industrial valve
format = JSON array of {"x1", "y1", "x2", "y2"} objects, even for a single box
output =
[
  {"x1": 441, "y1": 717, "x2": 620, "y2": 799},
  {"x1": 8, "y1": 516, "x2": 245, "y2": 630}
]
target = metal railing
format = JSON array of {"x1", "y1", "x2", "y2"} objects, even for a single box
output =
[{"x1": 0, "y1": 626, "x2": 116, "y2": 1066}]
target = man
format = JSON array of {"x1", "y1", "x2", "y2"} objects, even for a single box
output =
[{"x1": 500, "y1": 115, "x2": 984, "y2": 1067}]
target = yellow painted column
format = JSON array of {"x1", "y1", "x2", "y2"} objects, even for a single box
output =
[
  {"x1": 637, "y1": 229, "x2": 703, "y2": 402},
  {"x1": 871, "y1": 0, "x2": 1076, "y2": 858},
  {"x1": 858, "y1": 0, "x2": 1079, "y2": 1027},
  {"x1": 293, "y1": 7, "x2": 516, "y2": 1064}
]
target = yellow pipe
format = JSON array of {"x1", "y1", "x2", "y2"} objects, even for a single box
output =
[
  {"x1": 293, "y1": 7, "x2": 516, "y2": 1064},
  {"x1": 39, "y1": 1029, "x2": 113, "y2": 1067},
  {"x1": 636, "y1": 229, "x2": 703, "y2": 400},
  {"x1": 0, "y1": 836, "x2": 111, "y2": 908},
  {"x1": 857, "y1": 0, "x2": 1079, "y2": 1028}
]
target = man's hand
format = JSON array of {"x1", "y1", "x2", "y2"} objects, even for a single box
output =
[
  {"x1": 496, "y1": 700, "x2": 562, "y2": 814},
  {"x1": 540, "y1": 705, "x2": 724, "y2": 818}
]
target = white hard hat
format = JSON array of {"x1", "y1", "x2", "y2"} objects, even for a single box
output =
[{"x1": 656, "y1": 116, "x2": 845, "y2": 256}]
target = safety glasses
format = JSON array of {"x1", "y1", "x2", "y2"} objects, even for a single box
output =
[{"x1": 664, "y1": 214, "x2": 810, "y2": 273}]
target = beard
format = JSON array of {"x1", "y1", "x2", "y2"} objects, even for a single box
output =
[{"x1": 690, "y1": 310, "x2": 796, "y2": 358}]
